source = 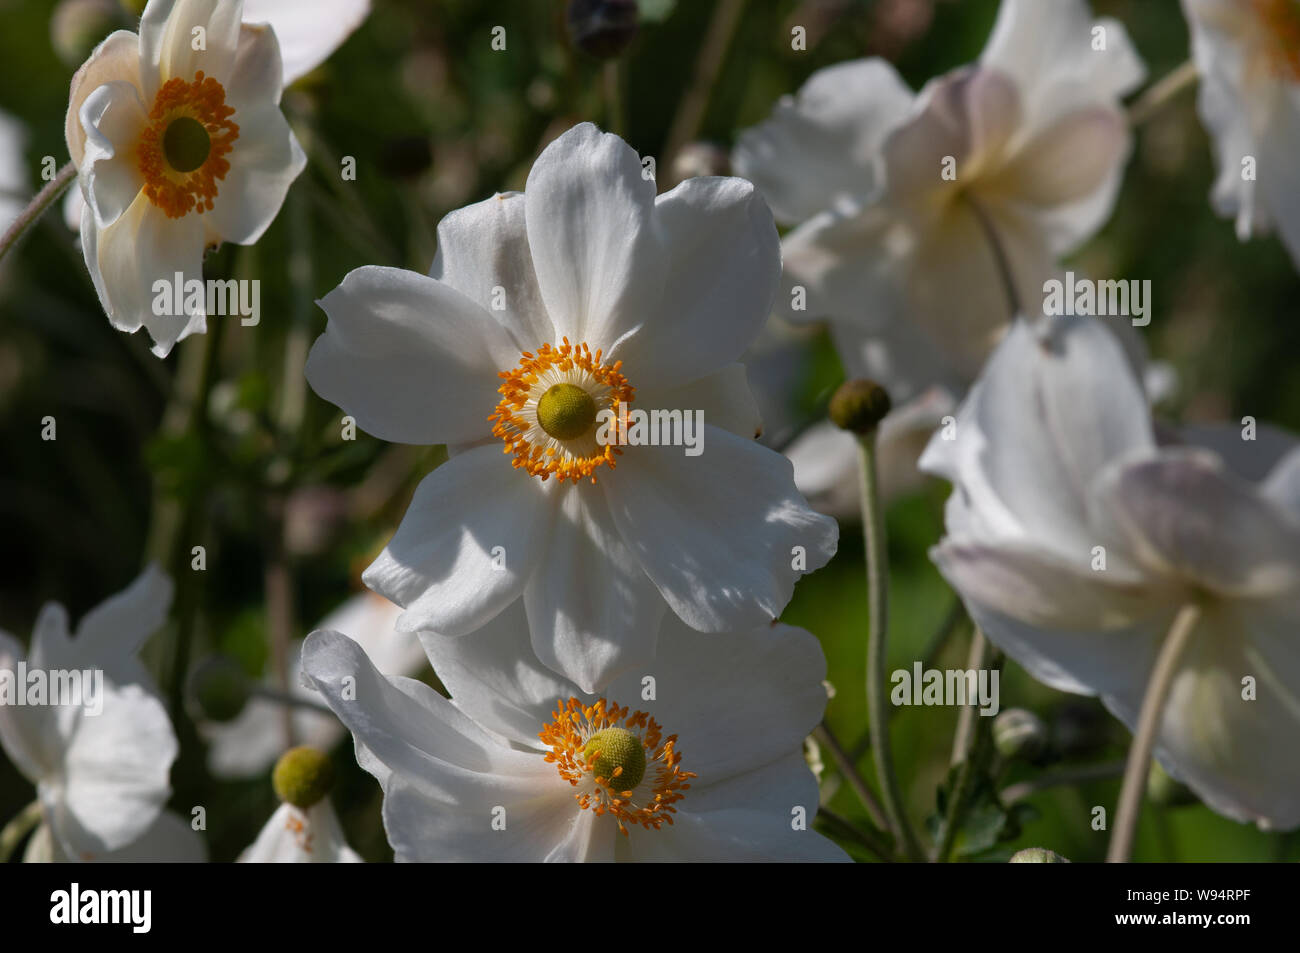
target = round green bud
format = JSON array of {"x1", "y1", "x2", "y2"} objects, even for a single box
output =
[
  {"x1": 993, "y1": 708, "x2": 1048, "y2": 763},
  {"x1": 828, "y1": 379, "x2": 892, "y2": 434},
  {"x1": 1147, "y1": 760, "x2": 1198, "y2": 808},
  {"x1": 52, "y1": 0, "x2": 119, "y2": 69},
  {"x1": 163, "y1": 116, "x2": 212, "y2": 173},
  {"x1": 1009, "y1": 847, "x2": 1070, "y2": 863},
  {"x1": 583, "y1": 727, "x2": 645, "y2": 792},
  {"x1": 566, "y1": 0, "x2": 639, "y2": 60},
  {"x1": 189, "y1": 655, "x2": 250, "y2": 723},
  {"x1": 273, "y1": 747, "x2": 336, "y2": 809},
  {"x1": 537, "y1": 382, "x2": 597, "y2": 441}
]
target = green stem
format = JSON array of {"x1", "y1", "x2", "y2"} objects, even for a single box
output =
[
  {"x1": 0, "y1": 162, "x2": 76, "y2": 265},
  {"x1": 1128, "y1": 60, "x2": 1198, "y2": 127},
  {"x1": 858, "y1": 432, "x2": 925, "y2": 862},
  {"x1": 603, "y1": 60, "x2": 626, "y2": 138},
  {"x1": 0, "y1": 801, "x2": 43, "y2": 863},
  {"x1": 813, "y1": 722, "x2": 890, "y2": 834},
  {"x1": 817, "y1": 807, "x2": 894, "y2": 863},
  {"x1": 1107, "y1": 603, "x2": 1202, "y2": 863},
  {"x1": 1000, "y1": 760, "x2": 1125, "y2": 805}
]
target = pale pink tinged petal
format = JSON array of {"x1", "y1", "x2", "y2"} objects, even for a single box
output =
[
  {"x1": 54, "y1": 682, "x2": 177, "y2": 856},
  {"x1": 139, "y1": 0, "x2": 243, "y2": 95},
  {"x1": 241, "y1": 0, "x2": 371, "y2": 85},
  {"x1": 637, "y1": 363, "x2": 762, "y2": 441},
  {"x1": 605, "y1": 427, "x2": 838, "y2": 632},
  {"x1": 523, "y1": 487, "x2": 665, "y2": 694},
  {"x1": 86, "y1": 189, "x2": 207, "y2": 356},
  {"x1": 77, "y1": 81, "x2": 148, "y2": 228},
  {"x1": 306, "y1": 265, "x2": 518, "y2": 446},
  {"x1": 66, "y1": 30, "x2": 141, "y2": 167},
  {"x1": 1094, "y1": 449, "x2": 1300, "y2": 599},
  {"x1": 622, "y1": 754, "x2": 849, "y2": 862},
  {"x1": 428, "y1": 191, "x2": 554, "y2": 351},
  {"x1": 606, "y1": 618, "x2": 829, "y2": 782},
  {"x1": 733, "y1": 58, "x2": 914, "y2": 224},
  {"x1": 617, "y1": 176, "x2": 780, "y2": 389},
  {"x1": 417, "y1": 601, "x2": 574, "y2": 750},
  {"x1": 985, "y1": 107, "x2": 1128, "y2": 207},
  {"x1": 523, "y1": 122, "x2": 665, "y2": 348},
  {"x1": 362, "y1": 446, "x2": 554, "y2": 636}
]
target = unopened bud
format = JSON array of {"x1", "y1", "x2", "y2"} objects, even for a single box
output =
[
  {"x1": 1009, "y1": 847, "x2": 1070, "y2": 863},
  {"x1": 189, "y1": 655, "x2": 250, "y2": 723},
  {"x1": 273, "y1": 746, "x2": 336, "y2": 809},
  {"x1": 993, "y1": 708, "x2": 1048, "y2": 762},
  {"x1": 829, "y1": 379, "x2": 892, "y2": 435},
  {"x1": 567, "y1": 0, "x2": 639, "y2": 59}
]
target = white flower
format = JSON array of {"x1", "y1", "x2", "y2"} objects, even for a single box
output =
[
  {"x1": 241, "y1": 0, "x2": 370, "y2": 85},
  {"x1": 300, "y1": 604, "x2": 849, "y2": 862},
  {"x1": 306, "y1": 122, "x2": 838, "y2": 693},
  {"x1": 65, "y1": 0, "x2": 306, "y2": 356},
  {"x1": 238, "y1": 803, "x2": 362, "y2": 863},
  {"x1": 919, "y1": 314, "x2": 1300, "y2": 829},
  {"x1": 0, "y1": 109, "x2": 28, "y2": 237},
  {"x1": 203, "y1": 591, "x2": 424, "y2": 779},
  {"x1": 733, "y1": 0, "x2": 1144, "y2": 399},
  {"x1": 0, "y1": 566, "x2": 180, "y2": 859},
  {"x1": 1181, "y1": 0, "x2": 1300, "y2": 266},
  {"x1": 23, "y1": 810, "x2": 206, "y2": 863}
]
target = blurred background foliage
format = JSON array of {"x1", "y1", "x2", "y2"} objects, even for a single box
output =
[{"x1": 0, "y1": 0, "x2": 1297, "y2": 862}]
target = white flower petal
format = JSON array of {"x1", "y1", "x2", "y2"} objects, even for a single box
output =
[
  {"x1": 238, "y1": 802, "x2": 361, "y2": 862},
  {"x1": 77, "y1": 81, "x2": 148, "y2": 229},
  {"x1": 428, "y1": 191, "x2": 554, "y2": 351},
  {"x1": 637, "y1": 363, "x2": 762, "y2": 441},
  {"x1": 88, "y1": 809, "x2": 207, "y2": 862},
  {"x1": 0, "y1": 631, "x2": 60, "y2": 783},
  {"x1": 363, "y1": 446, "x2": 555, "y2": 636},
  {"x1": 241, "y1": 0, "x2": 370, "y2": 85},
  {"x1": 605, "y1": 427, "x2": 838, "y2": 632},
  {"x1": 522, "y1": 486, "x2": 665, "y2": 693},
  {"x1": 523, "y1": 122, "x2": 665, "y2": 348},
  {"x1": 74, "y1": 563, "x2": 171, "y2": 689},
  {"x1": 732, "y1": 58, "x2": 914, "y2": 224},
  {"x1": 1254, "y1": 87, "x2": 1300, "y2": 267},
  {"x1": 984, "y1": 107, "x2": 1128, "y2": 208},
  {"x1": 307, "y1": 265, "x2": 519, "y2": 445},
  {"x1": 139, "y1": 0, "x2": 243, "y2": 97},
  {"x1": 65, "y1": 30, "x2": 141, "y2": 168},
  {"x1": 616, "y1": 176, "x2": 780, "y2": 390}
]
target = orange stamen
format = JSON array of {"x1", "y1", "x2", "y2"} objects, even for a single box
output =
[{"x1": 136, "y1": 71, "x2": 238, "y2": 218}]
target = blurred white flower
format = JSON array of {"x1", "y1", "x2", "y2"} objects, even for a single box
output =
[
  {"x1": 1181, "y1": 0, "x2": 1300, "y2": 266},
  {"x1": 238, "y1": 802, "x2": 362, "y2": 863},
  {"x1": 23, "y1": 809, "x2": 205, "y2": 862},
  {"x1": 202, "y1": 591, "x2": 424, "y2": 779},
  {"x1": 0, "y1": 566, "x2": 181, "y2": 859},
  {"x1": 241, "y1": 0, "x2": 370, "y2": 85},
  {"x1": 66, "y1": 0, "x2": 306, "y2": 355},
  {"x1": 734, "y1": 0, "x2": 1144, "y2": 399},
  {"x1": 302, "y1": 604, "x2": 849, "y2": 862},
  {"x1": 306, "y1": 122, "x2": 838, "y2": 693},
  {"x1": 920, "y1": 314, "x2": 1300, "y2": 830},
  {"x1": 0, "y1": 110, "x2": 28, "y2": 236}
]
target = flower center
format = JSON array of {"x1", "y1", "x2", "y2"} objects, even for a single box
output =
[
  {"x1": 537, "y1": 382, "x2": 598, "y2": 441},
  {"x1": 1254, "y1": 0, "x2": 1300, "y2": 80},
  {"x1": 136, "y1": 71, "x2": 239, "y2": 218},
  {"x1": 489, "y1": 339, "x2": 635, "y2": 484},
  {"x1": 540, "y1": 697, "x2": 694, "y2": 836}
]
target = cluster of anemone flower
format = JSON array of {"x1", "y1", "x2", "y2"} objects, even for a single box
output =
[{"x1": 0, "y1": 0, "x2": 1298, "y2": 866}]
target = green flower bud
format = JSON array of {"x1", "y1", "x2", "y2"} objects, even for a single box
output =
[
  {"x1": 189, "y1": 655, "x2": 250, "y2": 723},
  {"x1": 566, "y1": 0, "x2": 639, "y2": 60},
  {"x1": 273, "y1": 747, "x2": 336, "y2": 809},
  {"x1": 1009, "y1": 847, "x2": 1070, "y2": 863},
  {"x1": 993, "y1": 708, "x2": 1048, "y2": 762},
  {"x1": 828, "y1": 379, "x2": 892, "y2": 434}
]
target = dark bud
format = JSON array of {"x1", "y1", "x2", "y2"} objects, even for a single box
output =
[
  {"x1": 189, "y1": 655, "x2": 250, "y2": 723},
  {"x1": 829, "y1": 379, "x2": 892, "y2": 435},
  {"x1": 567, "y1": 0, "x2": 639, "y2": 60}
]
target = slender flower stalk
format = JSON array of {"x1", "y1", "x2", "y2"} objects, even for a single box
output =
[
  {"x1": 0, "y1": 161, "x2": 75, "y2": 265},
  {"x1": 1001, "y1": 761, "x2": 1126, "y2": 805},
  {"x1": 812, "y1": 722, "x2": 889, "y2": 833},
  {"x1": 1107, "y1": 603, "x2": 1203, "y2": 863},
  {"x1": 1127, "y1": 59, "x2": 1198, "y2": 127},
  {"x1": 0, "y1": 801, "x2": 43, "y2": 863},
  {"x1": 858, "y1": 431, "x2": 925, "y2": 862}
]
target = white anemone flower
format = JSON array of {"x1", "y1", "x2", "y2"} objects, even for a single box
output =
[
  {"x1": 1181, "y1": 0, "x2": 1300, "y2": 266},
  {"x1": 203, "y1": 591, "x2": 424, "y2": 779},
  {"x1": 306, "y1": 122, "x2": 839, "y2": 693},
  {"x1": 300, "y1": 604, "x2": 849, "y2": 862},
  {"x1": 0, "y1": 566, "x2": 181, "y2": 859},
  {"x1": 919, "y1": 314, "x2": 1300, "y2": 830},
  {"x1": 23, "y1": 810, "x2": 206, "y2": 863},
  {"x1": 238, "y1": 747, "x2": 362, "y2": 863},
  {"x1": 733, "y1": 0, "x2": 1144, "y2": 395},
  {"x1": 65, "y1": 0, "x2": 306, "y2": 356}
]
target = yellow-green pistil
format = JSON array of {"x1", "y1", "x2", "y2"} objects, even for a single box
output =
[
  {"x1": 583, "y1": 727, "x2": 646, "y2": 791},
  {"x1": 536, "y1": 382, "x2": 597, "y2": 441},
  {"x1": 162, "y1": 116, "x2": 212, "y2": 173}
]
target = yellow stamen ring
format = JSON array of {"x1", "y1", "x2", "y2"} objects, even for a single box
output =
[
  {"x1": 489, "y1": 339, "x2": 635, "y2": 484},
  {"x1": 540, "y1": 697, "x2": 694, "y2": 837},
  {"x1": 136, "y1": 71, "x2": 239, "y2": 219}
]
